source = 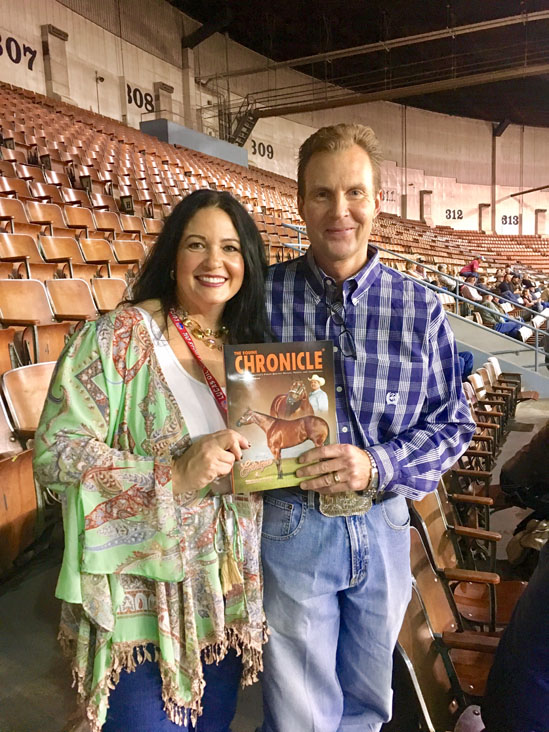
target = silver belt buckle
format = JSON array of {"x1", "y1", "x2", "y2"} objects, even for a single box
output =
[{"x1": 319, "y1": 491, "x2": 373, "y2": 517}]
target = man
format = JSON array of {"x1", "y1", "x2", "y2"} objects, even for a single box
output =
[
  {"x1": 459, "y1": 274, "x2": 482, "y2": 316},
  {"x1": 498, "y1": 271, "x2": 514, "y2": 294},
  {"x1": 475, "y1": 292, "x2": 522, "y2": 339},
  {"x1": 307, "y1": 373, "x2": 329, "y2": 414},
  {"x1": 435, "y1": 263, "x2": 458, "y2": 291},
  {"x1": 262, "y1": 123, "x2": 475, "y2": 732},
  {"x1": 460, "y1": 275, "x2": 483, "y2": 303}
]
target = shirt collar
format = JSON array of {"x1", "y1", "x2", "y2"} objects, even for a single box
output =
[{"x1": 303, "y1": 245, "x2": 382, "y2": 305}]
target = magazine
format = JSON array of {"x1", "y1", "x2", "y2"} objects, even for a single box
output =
[{"x1": 224, "y1": 340, "x2": 336, "y2": 493}]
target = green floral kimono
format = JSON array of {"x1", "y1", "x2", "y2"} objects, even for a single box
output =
[{"x1": 33, "y1": 307, "x2": 266, "y2": 731}]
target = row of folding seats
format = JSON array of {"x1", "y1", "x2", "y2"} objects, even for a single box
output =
[
  {"x1": 0, "y1": 195, "x2": 159, "y2": 244},
  {"x1": 0, "y1": 232, "x2": 143, "y2": 284},
  {"x1": 0, "y1": 277, "x2": 127, "y2": 360}
]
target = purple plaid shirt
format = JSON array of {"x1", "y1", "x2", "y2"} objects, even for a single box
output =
[{"x1": 265, "y1": 246, "x2": 475, "y2": 500}]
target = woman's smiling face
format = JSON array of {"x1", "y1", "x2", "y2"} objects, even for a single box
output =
[{"x1": 175, "y1": 206, "x2": 245, "y2": 319}]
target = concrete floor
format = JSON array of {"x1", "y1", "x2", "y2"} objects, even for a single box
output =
[
  {"x1": 1, "y1": 400, "x2": 547, "y2": 732},
  {"x1": 0, "y1": 537, "x2": 262, "y2": 732}
]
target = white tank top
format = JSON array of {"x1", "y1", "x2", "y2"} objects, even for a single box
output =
[{"x1": 135, "y1": 307, "x2": 226, "y2": 439}]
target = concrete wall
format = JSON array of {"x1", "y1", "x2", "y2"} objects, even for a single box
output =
[{"x1": 2, "y1": 0, "x2": 549, "y2": 234}]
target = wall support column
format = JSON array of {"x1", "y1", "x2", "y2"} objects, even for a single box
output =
[
  {"x1": 181, "y1": 47, "x2": 197, "y2": 130},
  {"x1": 154, "y1": 82, "x2": 175, "y2": 121},
  {"x1": 41, "y1": 24, "x2": 70, "y2": 101}
]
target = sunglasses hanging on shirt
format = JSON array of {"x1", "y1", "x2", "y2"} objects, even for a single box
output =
[{"x1": 323, "y1": 279, "x2": 357, "y2": 360}]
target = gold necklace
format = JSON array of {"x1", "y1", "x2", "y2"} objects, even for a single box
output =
[{"x1": 175, "y1": 307, "x2": 228, "y2": 351}]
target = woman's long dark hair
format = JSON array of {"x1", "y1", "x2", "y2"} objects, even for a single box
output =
[{"x1": 128, "y1": 190, "x2": 269, "y2": 344}]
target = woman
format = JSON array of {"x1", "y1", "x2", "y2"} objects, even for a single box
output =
[{"x1": 33, "y1": 190, "x2": 270, "y2": 732}]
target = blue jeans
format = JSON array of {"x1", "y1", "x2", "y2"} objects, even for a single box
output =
[
  {"x1": 260, "y1": 489, "x2": 412, "y2": 732},
  {"x1": 494, "y1": 322, "x2": 521, "y2": 338},
  {"x1": 458, "y1": 351, "x2": 474, "y2": 381},
  {"x1": 103, "y1": 647, "x2": 242, "y2": 732}
]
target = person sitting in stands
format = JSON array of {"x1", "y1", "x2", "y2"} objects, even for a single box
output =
[
  {"x1": 525, "y1": 286, "x2": 549, "y2": 313},
  {"x1": 434, "y1": 263, "x2": 456, "y2": 291},
  {"x1": 475, "y1": 276, "x2": 490, "y2": 294},
  {"x1": 459, "y1": 255, "x2": 484, "y2": 278},
  {"x1": 498, "y1": 272, "x2": 514, "y2": 295},
  {"x1": 404, "y1": 259, "x2": 422, "y2": 279},
  {"x1": 522, "y1": 287, "x2": 542, "y2": 313},
  {"x1": 415, "y1": 257, "x2": 426, "y2": 279},
  {"x1": 457, "y1": 351, "x2": 474, "y2": 381},
  {"x1": 475, "y1": 292, "x2": 523, "y2": 339},
  {"x1": 461, "y1": 275, "x2": 483, "y2": 302},
  {"x1": 459, "y1": 275, "x2": 482, "y2": 315}
]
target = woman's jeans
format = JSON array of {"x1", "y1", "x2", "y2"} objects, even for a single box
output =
[
  {"x1": 103, "y1": 647, "x2": 242, "y2": 732},
  {"x1": 260, "y1": 489, "x2": 412, "y2": 732}
]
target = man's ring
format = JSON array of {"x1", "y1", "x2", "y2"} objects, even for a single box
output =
[{"x1": 333, "y1": 471, "x2": 341, "y2": 484}]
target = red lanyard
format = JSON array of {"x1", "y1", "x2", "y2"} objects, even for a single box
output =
[{"x1": 169, "y1": 308, "x2": 227, "y2": 415}]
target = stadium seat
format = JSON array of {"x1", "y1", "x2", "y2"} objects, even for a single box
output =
[
  {"x1": 91, "y1": 277, "x2": 127, "y2": 313},
  {"x1": 22, "y1": 321, "x2": 73, "y2": 363},
  {"x1": 111, "y1": 239, "x2": 146, "y2": 265},
  {"x1": 2, "y1": 362, "x2": 56, "y2": 440},
  {"x1": 60, "y1": 187, "x2": 91, "y2": 208},
  {"x1": 0, "y1": 450, "x2": 39, "y2": 574},
  {"x1": 0, "y1": 232, "x2": 48, "y2": 278},
  {"x1": 0, "y1": 177, "x2": 35, "y2": 202},
  {"x1": 27, "y1": 182, "x2": 65, "y2": 205},
  {"x1": 0, "y1": 278, "x2": 55, "y2": 327},
  {"x1": 44, "y1": 278, "x2": 98, "y2": 321},
  {"x1": 26, "y1": 201, "x2": 74, "y2": 238},
  {"x1": 412, "y1": 489, "x2": 526, "y2": 631},
  {"x1": 93, "y1": 209, "x2": 123, "y2": 238}
]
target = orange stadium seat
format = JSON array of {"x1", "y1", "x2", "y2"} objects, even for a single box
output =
[
  {"x1": 2, "y1": 362, "x2": 56, "y2": 440},
  {"x1": 44, "y1": 278, "x2": 98, "y2": 321},
  {"x1": 92, "y1": 277, "x2": 127, "y2": 313}
]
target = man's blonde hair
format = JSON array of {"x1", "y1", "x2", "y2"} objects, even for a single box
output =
[{"x1": 297, "y1": 123, "x2": 383, "y2": 197}]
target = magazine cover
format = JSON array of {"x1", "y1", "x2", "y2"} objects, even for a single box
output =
[{"x1": 224, "y1": 340, "x2": 336, "y2": 493}]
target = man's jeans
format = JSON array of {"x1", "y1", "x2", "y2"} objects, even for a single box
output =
[{"x1": 260, "y1": 489, "x2": 412, "y2": 732}]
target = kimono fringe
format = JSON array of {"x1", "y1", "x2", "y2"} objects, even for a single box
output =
[{"x1": 58, "y1": 621, "x2": 268, "y2": 731}]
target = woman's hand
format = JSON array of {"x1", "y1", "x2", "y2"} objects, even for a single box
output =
[{"x1": 172, "y1": 429, "x2": 249, "y2": 496}]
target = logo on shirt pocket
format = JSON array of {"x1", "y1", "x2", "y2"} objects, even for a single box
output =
[{"x1": 386, "y1": 392, "x2": 399, "y2": 405}]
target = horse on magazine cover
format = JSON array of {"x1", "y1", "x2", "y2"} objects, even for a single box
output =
[
  {"x1": 270, "y1": 380, "x2": 314, "y2": 419},
  {"x1": 236, "y1": 408, "x2": 329, "y2": 479}
]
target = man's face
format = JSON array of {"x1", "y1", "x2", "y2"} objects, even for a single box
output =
[{"x1": 298, "y1": 145, "x2": 381, "y2": 279}]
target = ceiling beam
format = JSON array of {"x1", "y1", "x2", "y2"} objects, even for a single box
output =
[
  {"x1": 196, "y1": 11, "x2": 549, "y2": 82},
  {"x1": 493, "y1": 118, "x2": 511, "y2": 137},
  {"x1": 253, "y1": 62, "x2": 549, "y2": 119},
  {"x1": 510, "y1": 184, "x2": 549, "y2": 198}
]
